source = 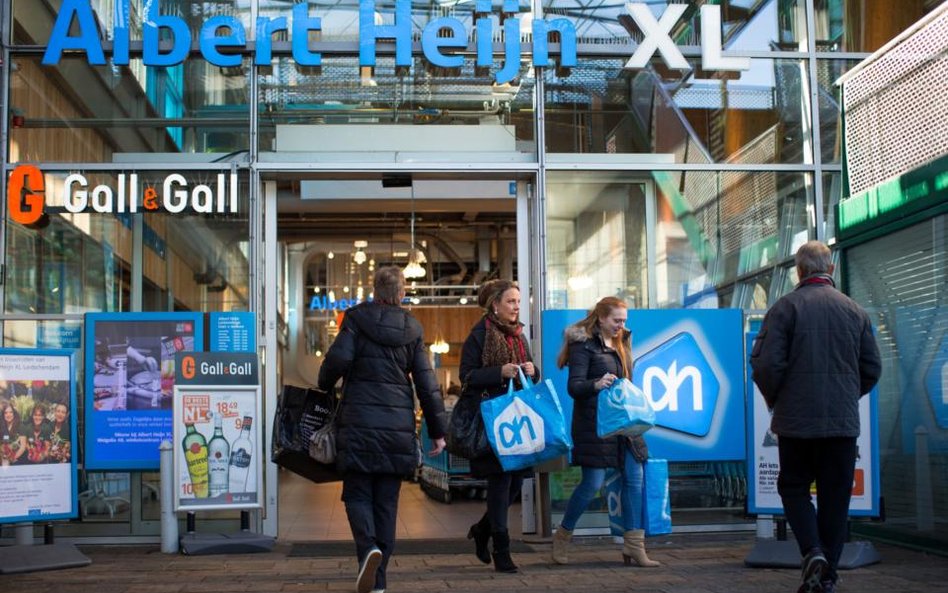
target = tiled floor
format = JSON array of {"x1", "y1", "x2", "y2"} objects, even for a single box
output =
[{"x1": 277, "y1": 468, "x2": 523, "y2": 542}]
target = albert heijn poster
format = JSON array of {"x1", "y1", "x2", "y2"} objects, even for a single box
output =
[
  {"x1": 173, "y1": 351, "x2": 261, "y2": 512},
  {"x1": 0, "y1": 349, "x2": 78, "y2": 523}
]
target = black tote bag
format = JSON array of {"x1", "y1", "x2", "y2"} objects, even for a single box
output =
[
  {"x1": 271, "y1": 385, "x2": 340, "y2": 483},
  {"x1": 445, "y1": 394, "x2": 491, "y2": 460}
]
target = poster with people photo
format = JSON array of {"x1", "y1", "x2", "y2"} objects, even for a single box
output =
[
  {"x1": 0, "y1": 349, "x2": 78, "y2": 523},
  {"x1": 84, "y1": 312, "x2": 204, "y2": 471}
]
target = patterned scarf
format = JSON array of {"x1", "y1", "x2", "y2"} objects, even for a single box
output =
[{"x1": 481, "y1": 315, "x2": 529, "y2": 376}]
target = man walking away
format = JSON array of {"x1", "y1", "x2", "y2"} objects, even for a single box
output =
[{"x1": 750, "y1": 241, "x2": 881, "y2": 593}]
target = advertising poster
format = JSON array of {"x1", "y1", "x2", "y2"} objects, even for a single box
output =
[
  {"x1": 173, "y1": 352, "x2": 261, "y2": 512},
  {"x1": 745, "y1": 333, "x2": 881, "y2": 516},
  {"x1": 0, "y1": 349, "x2": 78, "y2": 523},
  {"x1": 209, "y1": 312, "x2": 256, "y2": 353},
  {"x1": 84, "y1": 312, "x2": 204, "y2": 470}
]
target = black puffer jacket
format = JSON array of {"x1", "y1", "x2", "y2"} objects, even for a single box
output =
[
  {"x1": 317, "y1": 301, "x2": 447, "y2": 477},
  {"x1": 458, "y1": 318, "x2": 540, "y2": 478},
  {"x1": 564, "y1": 325, "x2": 648, "y2": 467},
  {"x1": 750, "y1": 275, "x2": 881, "y2": 438}
]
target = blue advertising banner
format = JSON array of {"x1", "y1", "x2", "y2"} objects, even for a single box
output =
[
  {"x1": 0, "y1": 349, "x2": 79, "y2": 523},
  {"x1": 84, "y1": 312, "x2": 204, "y2": 470},
  {"x1": 894, "y1": 306, "x2": 948, "y2": 453},
  {"x1": 541, "y1": 308, "x2": 746, "y2": 462},
  {"x1": 209, "y1": 312, "x2": 256, "y2": 353},
  {"x1": 745, "y1": 332, "x2": 881, "y2": 517}
]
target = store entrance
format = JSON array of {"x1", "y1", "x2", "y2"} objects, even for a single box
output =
[{"x1": 268, "y1": 172, "x2": 530, "y2": 541}]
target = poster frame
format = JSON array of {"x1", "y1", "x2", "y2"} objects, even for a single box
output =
[
  {"x1": 83, "y1": 311, "x2": 204, "y2": 471},
  {"x1": 0, "y1": 348, "x2": 79, "y2": 524}
]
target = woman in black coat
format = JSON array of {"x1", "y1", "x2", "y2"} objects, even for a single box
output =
[
  {"x1": 551, "y1": 296, "x2": 659, "y2": 568},
  {"x1": 459, "y1": 279, "x2": 538, "y2": 574},
  {"x1": 318, "y1": 266, "x2": 447, "y2": 593}
]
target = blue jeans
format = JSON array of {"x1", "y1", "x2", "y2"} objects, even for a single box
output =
[{"x1": 561, "y1": 451, "x2": 644, "y2": 531}]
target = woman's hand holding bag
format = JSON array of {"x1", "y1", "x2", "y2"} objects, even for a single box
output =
[{"x1": 596, "y1": 378, "x2": 655, "y2": 438}]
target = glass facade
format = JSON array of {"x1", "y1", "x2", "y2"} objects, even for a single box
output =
[{"x1": 1, "y1": 0, "x2": 943, "y2": 543}]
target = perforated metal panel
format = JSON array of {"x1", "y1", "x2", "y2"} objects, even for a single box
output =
[{"x1": 842, "y1": 8, "x2": 948, "y2": 196}]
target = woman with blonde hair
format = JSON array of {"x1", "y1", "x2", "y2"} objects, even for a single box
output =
[{"x1": 552, "y1": 296, "x2": 659, "y2": 567}]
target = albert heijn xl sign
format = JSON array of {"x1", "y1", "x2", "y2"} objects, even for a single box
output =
[
  {"x1": 43, "y1": 0, "x2": 750, "y2": 85},
  {"x1": 541, "y1": 308, "x2": 745, "y2": 461}
]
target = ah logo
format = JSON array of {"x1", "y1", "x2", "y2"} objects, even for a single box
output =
[
  {"x1": 492, "y1": 396, "x2": 545, "y2": 456},
  {"x1": 633, "y1": 332, "x2": 719, "y2": 437}
]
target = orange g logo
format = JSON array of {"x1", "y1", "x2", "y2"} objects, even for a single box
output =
[
  {"x1": 181, "y1": 355, "x2": 196, "y2": 380},
  {"x1": 8, "y1": 165, "x2": 45, "y2": 226}
]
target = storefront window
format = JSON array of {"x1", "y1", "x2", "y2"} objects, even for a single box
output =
[
  {"x1": 813, "y1": 0, "x2": 939, "y2": 53},
  {"x1": 256, "y1": 56, "x2": 536, "y2": 155},
  {"x1": 652, "y1": 170, "x2": 811, "y2": 308},
  {"x1": 544, "y1": 58, "x2": 812, "y2": 164},
  {"x1": 545, "y1": 171, "x2": 649, "y2": 310},
  {"x1": 8, "y1": 57, "x2": 250, "y2": 163},
  {"x1": 816, "y1": 59, "x2": 860, "y2": 164},
  {"x1": 4, "y1": 169, "x2": 251, "y2": 316}
]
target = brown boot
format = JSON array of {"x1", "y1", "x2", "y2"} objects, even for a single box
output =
[
  {"x1": 622, "y1": 529, "x2": 660, "y2": 567},
  {"x1": 551, "y1": 526, "x2": 572, "y2": 565}
]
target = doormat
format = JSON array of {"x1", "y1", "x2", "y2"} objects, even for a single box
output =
[{"x1": 288, "y1": 538, "x2": 533, "y2": 557}]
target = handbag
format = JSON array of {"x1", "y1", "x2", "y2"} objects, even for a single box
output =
[
  {"x1": 480, "y1": 367, "x2": 572, "y2": 472},
  {"x1": 642, "y1": 458, "x2": 672, "y2": 536},
  {"x1": 445, "y1": 390, "x2": 491, "y2": 460},
  {"x1": 308, "y1": 411, "x2": 337, "y2": 464},
  {"x1": 271, "y1": 385, "x2": 340, "y2": 483},
  {"x1": 596, "y1": 378, "x2": 656, "y2": 438}
]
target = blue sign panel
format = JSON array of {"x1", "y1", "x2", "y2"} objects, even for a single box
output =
[
  {"x1": 37, "y1": 322, "x2": 82, "y2": 350},
  {"x1": 209, "y1": 312, "x2": 256, "y2": 353},
  {"x1": 541, "y1": 308, "x2": 745, "y2": 461},
  {"x1": 924, "y1": 333, "x2": 948, "y2": 429},
  {"x1": 84, "y1": 312, "x2": 204, "y2": 471}
]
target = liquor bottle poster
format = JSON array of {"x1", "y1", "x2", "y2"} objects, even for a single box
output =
[
  {"x1": 0, "y1": 348, "x2": 79, "y2": 524},
  {"x1": 83, "y1": 312, "x2": 204, "y2": 471},
  {"x1": 172, "y1": 352, "x2": 261, "y2": 512}
]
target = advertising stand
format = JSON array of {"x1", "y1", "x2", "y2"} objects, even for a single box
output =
[
  {"x1": 172, "y1": 351, "x2": 272, "y2": 554},
  {"x1": 0, "y1": 349, "x2": 90, "y2": 574},
  {"x1": 743, "y1": 333, "x2": 881, "y2": 570}
]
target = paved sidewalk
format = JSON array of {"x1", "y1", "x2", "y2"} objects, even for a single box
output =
[{"x1": 3, "y1": 533, "x2": 947, "y2": 593}]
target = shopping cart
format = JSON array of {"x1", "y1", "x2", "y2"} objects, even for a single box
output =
[{"x1": 418, "y1": 418, "x2": 487, "y2": 504}]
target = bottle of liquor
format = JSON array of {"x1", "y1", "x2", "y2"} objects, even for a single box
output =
[
  {"x1": 182, "y1": 422, "x2": 209, "y2": 498},
  {"x1": 228, "y1": 416, "x2": 253, "y2": 493},
  {"x1": 207, "y1": 413, "x2": 230, "y2": 497}
]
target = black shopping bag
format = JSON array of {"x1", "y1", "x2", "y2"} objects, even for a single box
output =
[{"x1": 271, "y1": 384, "x2": 340, "y2": 483}]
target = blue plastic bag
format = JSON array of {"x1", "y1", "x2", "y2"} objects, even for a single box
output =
[
  {"x1": 596, "y1": 378, "x2": 655, "y2": 438},
  {"x1": 603, "y1": 467, "x2": 625, "y2": 537},
  {"x1": 643, "y1": 459, "x2": 672, "y2": 536},
  {"x1": 480, "y1": 368, "x2": 572, "y2": 472}
]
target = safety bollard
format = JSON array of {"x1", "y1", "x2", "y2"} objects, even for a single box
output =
[{"x1": 160, "y1": 440, "x2": 179, "y2": 553}]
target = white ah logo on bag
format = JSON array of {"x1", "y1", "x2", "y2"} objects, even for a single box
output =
[{"x1": 492, "y1": 396, "x2": 545, "y2": 456}]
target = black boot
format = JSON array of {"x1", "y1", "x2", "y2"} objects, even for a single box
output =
[
  {"x1": 467, "y1": 513, "x2": 491, "y2": 564},
  {"x1": 491, "y1": 530, "x2": 518, "y2": 573}
]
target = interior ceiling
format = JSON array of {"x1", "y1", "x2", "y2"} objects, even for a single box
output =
[{"x1": 274, "y1": 176, "x2": 519, "y2": 287}]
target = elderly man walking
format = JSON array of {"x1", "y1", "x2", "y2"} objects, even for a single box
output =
[{"x1": 750, "y1": 241, "x2": 881, "y2": 593}]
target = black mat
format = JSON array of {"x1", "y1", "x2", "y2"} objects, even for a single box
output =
[
  {"x1": 289, "y1": 538, "x2": 533, "y2": 557},
  {"x1": 0, "y1": 543, "x2": 91, "y2": 574}
]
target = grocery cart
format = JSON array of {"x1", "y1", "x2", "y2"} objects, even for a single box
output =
[{"x1": 418, "y1": 419, "x2": 487, "y2": 504}]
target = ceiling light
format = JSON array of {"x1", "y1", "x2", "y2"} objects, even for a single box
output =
[
  {"x1": 327, "y1": 251, "x2": 335, "y2": 259},
  {"x1": 353, "y1": 250, "x2": 367, "y2": 265},
  {"x1": 459, "y1": 297, "x2": 469, "y2": 305},
  {"x1": 430, "y1": 338, "x2": 450, "y2": 354}
]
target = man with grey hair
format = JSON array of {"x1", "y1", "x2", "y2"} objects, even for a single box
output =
[{"x1": 750, "y1": 241, "x2": 881, "y2": 593}]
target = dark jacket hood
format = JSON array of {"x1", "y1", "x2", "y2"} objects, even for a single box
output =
[{"x1": 346, "y1": 301, "x2": 422, "y2": 347}]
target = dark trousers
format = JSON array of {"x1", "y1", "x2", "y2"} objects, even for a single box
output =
[
  {"x1": 777, "y1": 436, "x2": 856, "y2": 582},
  {"x1": 486, "y1": 472, "x2": 523, "y2": 532},
  {"x1": 342, "y1": 472, "x2": 402, "y2": 590}
]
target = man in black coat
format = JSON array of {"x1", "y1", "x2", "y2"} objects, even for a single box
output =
[
  {"x1": 751, "y1": 241, "x2": 881, "y2": 593},
  {"x1": 318, "y1": 266, "x2": 447, "y2": 593}
]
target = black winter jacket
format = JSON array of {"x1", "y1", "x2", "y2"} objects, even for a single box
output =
[
  {"x1": 564, "y1": 325, "x2": 647, "y2": 468},
  {"x1": 458, "y1": 317, "x2": 540, "y2": 478},
  {"x1": 317, "y1": 301, "x2": 447, "y2": 477},
  {"x1": 750, "y1": 276, "x2": 881, "y2": 438}
]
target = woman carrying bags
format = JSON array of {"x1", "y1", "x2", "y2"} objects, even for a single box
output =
[
  {"x1": 459, "y1": 279, "x2": 538, "y2": 574},
  {"x1": 552, "y1": 296, "x2": 660, "y2": 568}
]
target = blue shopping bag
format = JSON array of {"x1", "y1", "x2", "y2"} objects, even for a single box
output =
[
  {"x1": 596, "y1": 378, "x2": 655, "y2": 438},
  {"x1": 480, "y1": 368, "x2": 572, "y2": 472},
  {"x1": 603, "y1": 467, "x2": 625, "y2": 537},
  {"x1": 642, "y1": 459, "x2": 672, "y2": 536}
]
